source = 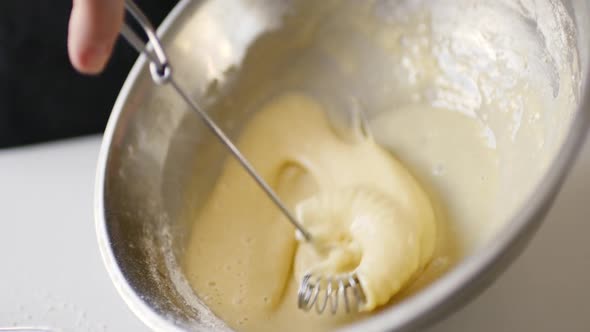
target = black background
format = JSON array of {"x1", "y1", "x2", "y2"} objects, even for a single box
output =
[{"x1": 0, "y1": 0, "x2": 179, "y2": 148}]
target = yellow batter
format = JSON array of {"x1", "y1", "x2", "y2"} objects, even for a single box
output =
[
  {"x1": 184, "y1": 93, "x2": 450, "y2": 331},
  {"x1": 295, "y1": 174, "x2": 435, "y2": 311},
  {"x1": 176, "y1": 0, "x2": 579, "y2": 330}
]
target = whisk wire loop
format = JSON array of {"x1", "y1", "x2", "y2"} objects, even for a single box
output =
[{"x1": 298, "y1": 272, "x2": 365, "y2": 314}]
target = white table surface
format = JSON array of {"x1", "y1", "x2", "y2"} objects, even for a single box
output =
[{"x1": 0, "y1": 134, "x2": 589, "y2": 332}]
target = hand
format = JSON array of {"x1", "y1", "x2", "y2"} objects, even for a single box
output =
[{"x1": 68, "y1": 0, "x2": 125, "y2": 74}]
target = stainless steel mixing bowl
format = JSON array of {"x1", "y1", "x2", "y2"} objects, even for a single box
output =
[{"x1": 95, "y1": 0, "x2": 590, "y2": 331}]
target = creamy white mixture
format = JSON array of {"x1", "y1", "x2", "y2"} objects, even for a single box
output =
[
  {"x1": 185, "y1": 93, "x2": 455, "y2": 331},
  {"x1": 179, "y1": 0, "x2": 578, "y2": 331}
]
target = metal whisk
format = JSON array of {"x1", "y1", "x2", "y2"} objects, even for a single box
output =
[
  {"x1": 120, "y1": 0, "x2": 311, "y2": 241},
  {"x1": 298, "y1": 272, "x2": 366, "y2": 314},
  {"x1": 122, "y1": 0, "x2": 365, "y2": 315}
]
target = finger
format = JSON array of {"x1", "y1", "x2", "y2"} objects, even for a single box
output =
[{"x1": 68, "y1": 0, "x2": 125, "y2": 74}]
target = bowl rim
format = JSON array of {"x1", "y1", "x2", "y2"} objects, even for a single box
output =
[
  {"x1": 95, "y1": 1, "x2": 590, "y2": 331},
  {"x1": 95, "y1": 1, "x2": 195, "y2": 331}
]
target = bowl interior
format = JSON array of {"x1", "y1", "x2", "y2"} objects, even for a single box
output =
[{"x1": 100, "y1": 0, "x2": 587, "y2": 330}]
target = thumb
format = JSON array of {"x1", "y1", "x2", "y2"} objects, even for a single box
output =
[{"x1": 68, "y1": 0, "x2": 125, "y2": 74}]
